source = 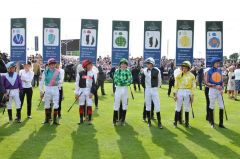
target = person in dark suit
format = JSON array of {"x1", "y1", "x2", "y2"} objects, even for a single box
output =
[
  {"x1": 198, "y1": 64, "x2": 204, "y2": 90},
  {"x1": 97, "y1": 65, "x2": 106, "y2": 95},
  {"x1": 131, "y1": 66, "x2": 141, "y2": 91}
]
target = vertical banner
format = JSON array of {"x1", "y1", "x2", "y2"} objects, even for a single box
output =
[
  {"x1": 111, "y1": 21, "x2": 130, "y2": 66},
  {"x1": 35, "y1": 36, "x2": 39, "y2": 51},
  {"x1": 80, "y1": 19, "x2": 98, "y2": 64},
  {"x1": 206, "y1": 21, "x2": 223, "y2": 67},
  {"x1": 176, "y1": 20, "x2": 194, "y2": 66},
  {"x1": 144, "y1": 21, "x2": 162, "y2": 68},
  {"x1": 43, "y1": 18, "x2": 61, "y2": 64},
  {"x1": 11, "y1": 18, "x2": 26, "y2": 64}
]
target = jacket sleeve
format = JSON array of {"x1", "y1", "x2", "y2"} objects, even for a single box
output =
[
  {"x1": 113, "y1": 69, "x2": 119, "y2": 86},
  {"x1": 75, "y1": 73, "x2": 80, "y2": 95},
  {"x1": 173, "y1": 73, "x2": 181, "y2": 93},
  {"x1": 141, "y1": 72, "x2": 145, "y2": 88},
  {"x1": 126, "y1": 70, "x2": 132, "y2": 86},
  {"x1": 91, "y1": 75, "x2": 97, "y2": 94}
]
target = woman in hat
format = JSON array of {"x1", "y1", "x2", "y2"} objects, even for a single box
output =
[{"x1": 227, "y1": 66, "x2": 235, "y2": 99}]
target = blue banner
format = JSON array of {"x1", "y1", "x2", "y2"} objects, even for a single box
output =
[
  {"x1": 11, "y1": 18, "x2": 26, "y2": 64},
  {"x1": 111, "y1": 21, "x2": 130, "y2": 66},
  {"x1": 144, "y1": 21, "x2": 162, "y2": 68},
  {"x1": 206, "y1": 21, "x2": 223, "y2": 67},
  {"x1": 176, "y1": 20, "x2": 194, "y2": 66},
  {"x1": 80, "y1": 19, "x2": 98, "y2": 64},
  {"x1": 43, "y1": 18, "x2": 61, "y2": 64}
]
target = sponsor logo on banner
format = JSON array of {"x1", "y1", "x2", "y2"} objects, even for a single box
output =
[
  {"x1": 44, "y1": 28, "x2": 59, "y2": 46},
  {"x1": 145, "y1": 31, "x2": 160, "y2": 49},
  {"x1": 81, "y1": 29, "x2": 96, "y2": 47},
  {"x1": 12, "y1": 28, "x2": 25, "y2": 46}
]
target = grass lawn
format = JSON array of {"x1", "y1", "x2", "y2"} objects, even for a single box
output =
[{"x1": 0, "y1": 83, "x2": 240, "y2": 159}]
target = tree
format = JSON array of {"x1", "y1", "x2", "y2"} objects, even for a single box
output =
[
  {"x1": 229, "y1": 53, "x2": 239, "y2": 61},
  {"x1": 223, "y1": 56, "x2": 228, "y2": 60}
]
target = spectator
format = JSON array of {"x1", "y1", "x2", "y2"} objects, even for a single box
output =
[
  {"x1": 197, "y1": 64, "x2": 204, "y2": 90},
  {"x1": 234, "y1": 63, "x2": 240, "y2": 101},
  {"x1": 97, "y1": 65, "x2": 106, "y2": 95},
  {"x1": 32, "y1": 60, "x2": 41, "y2": 87},
  {"x1": 227, "y1": 66, "x2": 235, "y2": 99}
]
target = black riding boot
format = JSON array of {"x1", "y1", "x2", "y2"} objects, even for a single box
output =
[
  {"x1": 146, "y1": 111, "x2": 151, "y2": 127},
  {"x1": 53, "y1": 109, "x2": 59, "y2": 125},
  {"x1": 121, "y1": 110, "x2": 127, "y2": 126},
  {"x1": 185, "y1": 112, "x2": 190, "y2": 128},
  {"x1": 174, "y1": 111, "x2": 179, "y2": 128},
  {"x1": 157, "y1": 112, "x2": 163, "y2": 129},
  {"x1": 219, "y1": 109, "x2": 226, "y2": 128},
  {"x1": 8, "y1": 109, "x2": 13, "y2": 122},
  {"x1": 42, "y1": 109, "x2": 50, "y2": 124},
  {"x1": 209, "y1": 108, "x2": 214, "y2": 128},
  {"x1": 113, "y1": 111, "x2": 118, "y2": 126},
  {"x1": 16, "y1": 108, "x2": 21, "y2": 123}
]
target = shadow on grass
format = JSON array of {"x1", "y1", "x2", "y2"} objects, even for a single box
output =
[
  {"x1": 115, "y1": 123, "x2": 151, "y2": 159},
  {"x1": 178, "y1": 127, "x2": 240, "y2": 158},
  {"x1": 0, "y1": 118, "x2": 28, "y2": 143},
  {"x1": 215, "y1": 127, "x2": 240, "y2": 147},
  {"x1": 71, "y1": 124, "x2": 99, "y2": 159},
  {"x1": 36, "y1": 100, "x2": 44, "y2": 111},
  {"x1": 9, "y1": 124, "x2": 57, "y2": 159},
  {"x1": 150, "y1": 127, "x2": 198, "y2": 159},
  {"x1": 93, "y1": 108, "x2": 100, "y2": 118},
  {"x1": 98, "y1": 95, "x2": 107, "y2": 101}
]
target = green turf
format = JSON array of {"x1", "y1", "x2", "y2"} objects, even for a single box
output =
[{"x1": 0, "y1": 83, "x2": 240, "y2": 159}]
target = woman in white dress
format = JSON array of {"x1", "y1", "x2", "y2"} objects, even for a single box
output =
[{"x1": 227, "y1": 66, "x2": 235, "y2": 99}]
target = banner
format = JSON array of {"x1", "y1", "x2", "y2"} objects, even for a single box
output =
[
  {"x1": 35, "y1": 36, "x2": 39, "y2": 51},
  {"x1": 176, "y1": 20, "x2": 194, "y2": 66},
  {"x1": 43, "y1": 18, "x2": 61, "y2": 64},
  {"x1": 80, "y1": 19, "x2": 98, "y2": 64},
  {"x1": 11, "y1": 18, "x2": 26, "y2": 64},
  {"x1": 144, "y1": 21, "x2": 162, "y2": 68},
  {"x1": 111, "y1": 21, "x2": 130, "y2": 66},
  {"x1": 206, "y1": 21, "x2": 223, "y2": 67}
]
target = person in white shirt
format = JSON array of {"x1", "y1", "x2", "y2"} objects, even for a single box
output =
[
  {"x1": 19, "y1": 61, "x2": 34, "y2": 119},
  {"x1": 56, "y1": 63, "x2": 65, "y2": 118},
  {"x1": 234, "y1": 63, "x2": 240, "y2": 101}
]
